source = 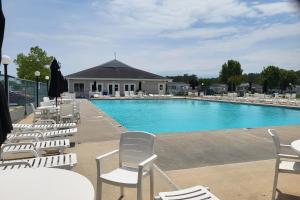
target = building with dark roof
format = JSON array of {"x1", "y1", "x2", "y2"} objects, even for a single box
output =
[{"x1": 66, "y1": 59, "x2": 171, "y2": 97}]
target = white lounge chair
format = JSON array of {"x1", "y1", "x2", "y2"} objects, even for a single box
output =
[
  {"x1": 12, "y1": 122, "x2": 76, "y2": 131},
  {"x1": 7, "y1": 128, "x2": 78, "y2": 141},
  {"x1": 155, "y1": 185, "x2": 220, "y2": 200},
  {"x1": 96, "y1": 131, "x2": 157, "y2": 200},
  {"x1": 0, "y1": 153, "x2": 77, "y2": 170},
  {"x1": 268, "y1": 129, "x2": 300, "y2": 200},
  {"x1": 1, "y1": 139, "x2": 70, "y2": 158}
]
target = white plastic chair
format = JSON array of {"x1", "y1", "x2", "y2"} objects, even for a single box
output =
[
  {"x1": 268, "y1": 129, "x2": 300, "y2": 200},
  {"x1": 115, "y1": 91, "x2": 120, "y2": 97},
  {"x1": 96, "y1": 131, "x2": 157, "y2": 200},
  {"x1": 43, "y1": 97, "x2": 50, "y2": 102},
  {"x1": 30, "y1": 103, "x2": 43, "y2": 122},
  {"x1": 60, "y1": 104, "x2": 75, "y2": 123},
  {"x1": 124, "y1": 91, "x2": 130, "y2": 97}
]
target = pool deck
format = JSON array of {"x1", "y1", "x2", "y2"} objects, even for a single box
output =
[{"x1": 19, "y1": 99, "x2": 300, "y2": 200}]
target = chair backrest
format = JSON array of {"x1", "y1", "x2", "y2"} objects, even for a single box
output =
[
  {"x1": 119, "y1": 131, "x2": 155, "y2": 168},
  {"x1": 115, "y1": 91, "x2": 120, "y2": 97},
  {"x1": 30, "y1": 103, "x2": 36, "y2": 112},
  {"x1": 291, "y1": 93, "x2": 296, "y2": 99},
  {"x1": 268, "y1": 129, "x2": 281, "y2": 155},
  {"x1": 124, "y1": 91, "x2": 129, "y2": 97},
  {"x1": 60, "y1": 104, "x2": 74, "y2": 116},
  {"x1": 43, "y1": 97, "x2": 50, "y2": 102}
]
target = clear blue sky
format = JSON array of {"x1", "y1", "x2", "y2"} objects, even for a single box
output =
[{"x1": 2, "y1": 0, "x2": 300, "y2": 77}]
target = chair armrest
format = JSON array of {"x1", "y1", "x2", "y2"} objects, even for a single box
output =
[
  {"x1": 96, "y1": 149, "x2": 119, "y2": 161},
  {"x1": 280, "y1": 144, "x2": 291, "y2": 148},
  {"x1": 96, "y1": 149, "x2": 119, "y2": 177},
  {"x1": 139, "y1": 154, "x2": 158, "y2": 168},
  {"x1": 279, "y1": 154, "x2": 300, "y2": 159}
]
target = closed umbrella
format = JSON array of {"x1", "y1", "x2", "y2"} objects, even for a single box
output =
[
  {"x1": 63, "y1": 78, "x2": 68, "y2": 92},
  {"x1": 0, "y1": 0, "x2": 4, "y2": 60},
  {"x1": 48, "y1": 58, "x2": 61, "y2": 106},
  {"x1": 0, "y1": 0, "x2": 11, "y2": 146},
  {"x1": 0, "y1": 83, "x2": 12, "y2": 145}
]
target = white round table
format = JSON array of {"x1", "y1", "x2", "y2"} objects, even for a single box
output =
[
  {"x1": 291, "y1": 140, "x2": 300, "y2": 155},
  {"x1": 0, "y1": 168, "x2": 95, "y2": 200}
]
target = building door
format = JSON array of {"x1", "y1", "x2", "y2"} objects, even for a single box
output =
[
  {"x1": 158, "y1": 84, "x2": 164, "y2": 94},
  {"x1": 108, "y1": 84, "x2": 113, "y2": 95}
]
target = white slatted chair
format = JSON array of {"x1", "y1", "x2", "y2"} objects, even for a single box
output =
[
  {"x1": 115, "y1": 91, "x2": 120, "y2": 97},
  {"x1": 156, "y1": 186, "x2": 220, "y2": 200},
  {"x1": 0, "y1": 153, "x2": 77, "y2": 170},
  {"x1": 124, "y1": 91, "x2": 130, "y2": 97},
  {"x1": 7, "y1": 128, "x2": 78, "y2": 141},
  {"x1": 96, "y1": 131, "x2": 157, "y2": 200},
  {"x1": 268, "y1": 129, "x2": 300, "y2": 200},
  {"x1": 30, "y1": 103, "x2": 43, "y2": 122},
  {"x1": 12, "y1": 122, "x2": 76, "y2": 131},
  {"x1": 1, "y1": 139, "x2": 70, "y2": 158},
  {"x1": 60, "y1": 103, "x2": 75, "y2": 123}
]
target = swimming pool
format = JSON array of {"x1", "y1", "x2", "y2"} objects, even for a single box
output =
[{"x1": 91, "y1": 99, "x2": 300, "y2": 134}]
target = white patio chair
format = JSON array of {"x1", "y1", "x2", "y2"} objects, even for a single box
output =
[
  {"x1": 96, "y1": 131, "x2": 157, "y2": 200},
  {"x1": 1, "y1": 139, "x2": 70, "y2": 158},
  {"x1": 73, "y1": 100, "x2": 81, "y2": 123},
  {"x1": 155, "y1": 185, "x2": 220, "y2": 200},
  {"x1": 60, "y1": 104, "x2": 75, "y2": 123},
  {"x1": 124, "y1": 91, "x2": 130, "y2": 97},
  {"x1": 30, "y1": 103, "x2": 43, "y2": 122},
  {"x1": 129, "y1": 91, "x2": 137, "y2": 97},
  {"x1": 0, "y1": 153, "x2": 77, "y2": 170},
  {"x1": 115, "y1": 91, "x2": 120, "y2": 97},
  {"x1": 43, "y1": 97, "x2": 50, "y2": 102},
  {"x1": 268, "y1": 129, "x2": 300, "y2": 200}
]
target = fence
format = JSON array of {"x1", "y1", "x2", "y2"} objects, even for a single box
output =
[{"x1": 0, "y1": 75, "x2": 48, "y2": 122}]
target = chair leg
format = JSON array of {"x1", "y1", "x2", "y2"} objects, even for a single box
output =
[
  {"x1": 137, "y1": 181, "x2": 143, "y2": 200},
  {"x1": 272, "y1": 166, "x2": 279, "y2": 200},
  {"x1": 96, "y1": 180, "x2": 102, "y2": 200},
  {"x1": 120, "y1": 186, "x2": 124, "y2": 199},
  {"x1": 150, "y1": 168, "x2": 154, "y2": 200}
]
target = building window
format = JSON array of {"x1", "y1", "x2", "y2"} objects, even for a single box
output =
[
  {"x1": 159, "y1": 84, "x2": 164, "y2": 90},
  {"x1": 74, "y1": 83, "x2": 84, "y2": 92},
  {"x1": 130, "y1": 84, "x2": 135, "y2": 91},
  {"x1": 97, "y1": 84, "x2": 102, "y2": 92},
  {"x1": 115, "y1": 84, "x2": 119, "y2": 91},
  {"x1": 125, "y1": 85, "x2": 129, "y2": 91}
]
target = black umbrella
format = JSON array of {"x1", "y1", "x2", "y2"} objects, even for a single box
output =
[
  {"x1": 0, "y1": 0, "x2": 4, "y2": 60},
  {"x1": 63, "y1": 78, "x2": 68, "y2": 92},
  {"x1": 48, "y1": 58, "x2": 61, "y2": 106},
  {"x1": 0, "y1": 0, "x2": 11, "y2": 146},
  {"x1": 0, "y1": 83, "x2": 12, "y2": 145}
]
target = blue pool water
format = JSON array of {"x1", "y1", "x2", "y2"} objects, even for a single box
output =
[{"x1": 91, "y1": 99, "x2": 300, "y2": 134}]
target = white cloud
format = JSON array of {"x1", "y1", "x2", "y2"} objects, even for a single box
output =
[{"x1": 254, "y1": 1, "x2": 298, "y2": 16}]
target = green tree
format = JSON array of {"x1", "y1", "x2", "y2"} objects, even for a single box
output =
[
  {"x1": 260, "y1": 66, "x2": 281, "y2": 92},
  {"x1": 279, "y1": 69, "x2": 297, "y2": 91},
  {"x1": 14, "y1": 46, "x2": 53, "y2": 82},
  {"x1": 219, "y1": 60, "x2": 243, "y2": 91},
  {"x1": 245, "y1": 73, "x2": 261, "y2": 90}
]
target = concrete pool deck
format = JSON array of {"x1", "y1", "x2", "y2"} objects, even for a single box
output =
[{"x1": 18, "y1": 99, "x2": 300, "y2": 199}]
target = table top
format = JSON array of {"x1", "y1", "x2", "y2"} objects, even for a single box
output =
[
  {"x1": 0, "y1": 168, "x2": 95, "y2": 200},
  {"x1": 37, "y1": 105, "x2": 60, "y2": 110},
  {"x1": 291, "y1": 140, "x2": 300, "y2": 154}
]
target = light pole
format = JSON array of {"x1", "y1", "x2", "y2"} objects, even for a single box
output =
[
  {"x1": 1, "y1": 55, "x2": 11, "y2": 101},
  {"x1": 45, "y1": 75, "x2": 49, "y2": 93},
  {"x1": 201, "y1": 83, "x2": 205, "y2": 95},
  {"x1": 35, "y1": 71, "x2": 40, "y2": 107}
]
